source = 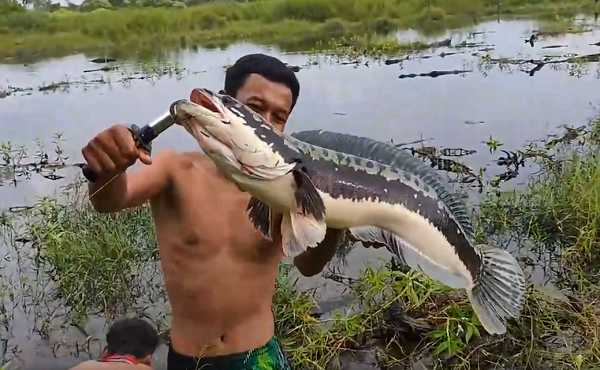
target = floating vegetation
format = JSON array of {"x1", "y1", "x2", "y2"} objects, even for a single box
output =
[
  {"x1": 2, "y1": 6, "x2": 600, "y2": 368},
  {"x1": 0, "y1": 117, "x2": 600, "y2": 369},
  {"x1": 478, "y1": 52, "x2": 600, "y2": 77},
  {"x1": 1, "y1": 61, "x2": 189, "y2": 98}
]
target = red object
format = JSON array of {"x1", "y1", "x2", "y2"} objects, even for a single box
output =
[{"x1": 102, "y1": 355, "x2": 140, "y2": 365}]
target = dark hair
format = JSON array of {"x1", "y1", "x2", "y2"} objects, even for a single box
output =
[
  {"x1": 105, "y1": 317, "x2": 159, "y2": 359},
  {"x1": 224, "y1": 53, "x2": 300, "y2": 112}
]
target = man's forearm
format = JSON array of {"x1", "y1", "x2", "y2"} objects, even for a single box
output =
[
  {"x1": 88, "y1": 173, "x2": 128, "y2": 213},
  {"x1": 293, "y1": 228, "x2": 345, "y2": 277}
]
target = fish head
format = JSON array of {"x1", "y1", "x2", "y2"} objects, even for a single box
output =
[
  {"x1": 170, "y1": 93, "x2": 242, "y2": 174},
  {"x1": 170, "y1": 88, "x2": 297, "y2": 180}
]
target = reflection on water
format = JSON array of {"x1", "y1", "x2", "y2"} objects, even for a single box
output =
[{"x1": 1, "y1": 17, "x2": 600, "y2": 369}]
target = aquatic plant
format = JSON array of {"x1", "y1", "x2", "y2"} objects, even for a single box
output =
[
  {"x1": 0, "y1": 0, "x2": 598, "y2": 63},
  {"x1": 3, "y1": 117, "x2": 600, "y2": 368},
  {"x1": 478, "y1": 118, "x2": 600, "y2": 289}
]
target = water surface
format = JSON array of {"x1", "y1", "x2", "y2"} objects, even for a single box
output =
[{"x1": 1, "y1": 18, "x2": 600, "y2": 369}]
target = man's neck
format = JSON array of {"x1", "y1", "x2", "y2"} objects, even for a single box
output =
[{"x1": 102, "y1": 354, "x2": 140, "y2": 365}]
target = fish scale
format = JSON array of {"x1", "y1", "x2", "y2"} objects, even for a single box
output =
[
  {"x1": 170, "y1": 90, "x2": 527, "y2": 336},
  {"x1": 290, "y1": 130, "x2": 476, "y2": 240}
]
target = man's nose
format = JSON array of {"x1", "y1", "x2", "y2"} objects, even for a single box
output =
[{"x1": 259, "y1": 111, "x2": 272, "y2": 124}]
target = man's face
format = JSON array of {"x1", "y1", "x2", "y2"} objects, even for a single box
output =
[{"x1": 225, "y1": 73, "x2": 293, "y2": 132}]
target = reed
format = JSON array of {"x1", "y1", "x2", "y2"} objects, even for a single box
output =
[{"x1": 1, "y1": 0, "x2": 598, "y2": 63}]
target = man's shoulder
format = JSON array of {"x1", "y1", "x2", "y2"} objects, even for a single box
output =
[
  {"x1": 153, "y1": 149, "x2": 210, "y2": 169},
  {"x1": 68, "y1": 361, "x2": 151, "y2": 370},
  {"x1": 67, "y1": 360, "x2": 98, "y2": 370},
  {"x1": 155, "y1": 149, "x2": 222, "y2": 180}
]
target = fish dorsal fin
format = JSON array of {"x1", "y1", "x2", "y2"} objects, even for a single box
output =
[
  {"x1": 289, "y1": 131, "x2": 475, "y2": 240},
  {"x1": 349, "y1": 226, "x2": 468, "y2": 289}
]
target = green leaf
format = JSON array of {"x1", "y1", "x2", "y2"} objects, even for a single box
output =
[
  {"x1": 470, "y1": 312, "x2": 481, "y2": 326},
  {"x1": 434, "y1": 341, "x2": 449, "y2": 356},
  {"x1": 465, "y1": 325, "x2": 474, "y2": 343},
  {"x1": 430, "y1": 329, "x2": 447, "y2": 339},
  {"x1": 472, "y1": 325, "x2": 481, "y2": 339}
]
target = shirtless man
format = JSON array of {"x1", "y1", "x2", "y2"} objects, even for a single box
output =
[
  {"x1": 82, "y1": 53, "x2": 344, "y2": 370},
  {"x1": 70, "y1": 317, "x2": 159, "y2": 370}
]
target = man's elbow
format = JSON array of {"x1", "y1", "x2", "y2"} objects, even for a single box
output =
[
  {"x1": 293, "y1": 256, "x2": 325, "y2": 277},
  {"x1": 89, "y1": 198, "x2": 121, "y2": 213}
]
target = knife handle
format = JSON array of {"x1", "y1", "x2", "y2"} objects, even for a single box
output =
[{"x1": 81, "y1": 124, "x2": 151, "y2": 183}]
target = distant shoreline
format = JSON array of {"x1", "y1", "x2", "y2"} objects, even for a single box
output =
[{"x1": 0, "y1": 0, "x2": 598, "y2": 64}]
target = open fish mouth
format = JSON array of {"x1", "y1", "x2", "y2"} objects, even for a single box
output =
[
  {"x1": 170, "y1": 88, "x2": 232, "y2": 142},
  {"x1": 172, "y1": 89, "x2": 297, "y2": 180},
  {"x1": 171, "y1": 88, "x2": 229, "y2": 136},
  {"x1": 169, "y1": 91, "x2": 241, "y2": 169},
  {"x1": 191, "y1": 88, "x2": 227, "y2": 118}
]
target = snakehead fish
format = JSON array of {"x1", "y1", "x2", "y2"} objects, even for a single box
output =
[
  {"x1": 169, "y1": 88, "x2": 526, "y2": 335},
  {"x1": 289, "y1": 130, "x2": 476, "y2": 240}
]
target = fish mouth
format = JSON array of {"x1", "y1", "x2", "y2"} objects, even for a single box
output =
[
  {"x1": 190, "y1": 88, "x2": 227, "y2": 120},
  {"x1": 170, "y1": 92, "x2": 244, "y2": 172}
]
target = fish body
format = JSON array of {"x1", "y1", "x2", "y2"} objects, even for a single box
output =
[
  {"x1": 170, "y1": 88, "x2": 526, "y2": 335},
  {"x1": 289, "y1": 129, "x2": 476, "y2": 239}
]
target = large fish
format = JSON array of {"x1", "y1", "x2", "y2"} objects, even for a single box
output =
[
  {"x1": 169, "y1": 88, "x2": 526, "y2": 335},
  {"x1": 289, "y1": 130, "x2": 476, "y2": 240}
]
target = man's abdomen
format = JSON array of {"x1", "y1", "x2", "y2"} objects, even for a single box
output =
[{"x1": 161, "y1": 248, "x2": 277, "y2": 357}]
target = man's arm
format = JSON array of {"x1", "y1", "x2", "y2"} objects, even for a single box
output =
[
  {"x1": 89, "y1": 149, "x2": 175, "y2": 213},
  {"x1": 293, "y1": 228, "x2": 345, "y2": 277}
]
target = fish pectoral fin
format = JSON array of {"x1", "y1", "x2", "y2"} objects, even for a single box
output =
[
  {"x1": 246, "y1": 197, "x2": 273, "y2": 241},
  {"x1": 281, "y1": 213, "x2": 327, "y2": 257},
  {"x1": 291, "y1": 166, "x2": 326, "y2": 222},
  {"x1": 349, "y1": 226, "x2": 467, "y2": 289}
]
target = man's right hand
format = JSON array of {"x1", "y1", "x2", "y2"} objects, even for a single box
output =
[{"x1": 81, "y1": 124, "x2": 152, "y2": 181}]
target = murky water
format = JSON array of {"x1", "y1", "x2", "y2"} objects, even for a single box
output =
[{"x1": 1, "y1": 17, "x2": 600, "y2": 369}]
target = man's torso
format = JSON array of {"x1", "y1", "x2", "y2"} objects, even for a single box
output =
[{"x1": 149, "y1": 152, "x2": 284, "y2": 357}]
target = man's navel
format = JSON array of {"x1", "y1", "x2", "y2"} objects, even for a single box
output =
[{"x1": 181, "y1": 232, "x2": 200, "y2": 246}]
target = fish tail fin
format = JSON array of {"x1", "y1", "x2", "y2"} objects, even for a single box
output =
[{"x1": 467, "y1": 246, "x2": 526, "y2": 335}]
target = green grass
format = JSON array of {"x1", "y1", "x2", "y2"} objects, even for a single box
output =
[
  {"x1": 1, "y1": 0, "x2": 599, "y2": 63},
  {"x1": 477, "y1": 120, "x2": 600, "y2": 281},
  {"x1": 6, "y1": 193, "x2": 600, "y2": 369},
  {"x1": 4, "y1": 118, "x2": 600, "y2": 368}
]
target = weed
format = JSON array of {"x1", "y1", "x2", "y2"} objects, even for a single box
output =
[
  {"x1": 477, "y1": 118, "x2": 600, "y2": 282},
  {"x1": 1, "y1": 0, "x2": 599, "y2": 63},
  {"x1": 3, "y1": 116, "x2": 600, "y2": 368}
]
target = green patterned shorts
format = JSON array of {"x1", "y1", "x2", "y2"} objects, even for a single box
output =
[{"x1": 167, "y1": 337, "x2": 291, "y2": 370}]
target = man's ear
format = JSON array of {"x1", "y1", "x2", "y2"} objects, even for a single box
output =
[{"x1": 102, "y1": 347, "x2": 108, "y2": 358}]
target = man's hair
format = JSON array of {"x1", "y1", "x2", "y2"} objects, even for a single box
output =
[
  {"x1": 105, "y1": 317, "x2": 159, "y2": 359},
  {"x1": 224, "y1": 53, "x2": 300, "y2": 112}
]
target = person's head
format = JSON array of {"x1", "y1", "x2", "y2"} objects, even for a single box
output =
[
  {"x1": 102, "y1": 317, "x2": 159, "y2": 366},
  {"x1": 221, "y1": 53, "x2": 300, "y2": 132}
]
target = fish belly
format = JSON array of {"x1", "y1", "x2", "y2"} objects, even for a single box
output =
[
  {"x1": 323, "y1": 194, "x2": 469, "y2": 279},
  {"x1": 376, "y1": 203, "x2": 470, "y2": 278},
  {"x1": 231, "y1": 172, "x2": 297, "y2": 213},
  {"x1": 320, "y1": 193, "x2": 385, "y2": 228}
]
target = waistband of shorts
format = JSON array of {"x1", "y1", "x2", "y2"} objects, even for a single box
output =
[{"x1": 167, "y1": 336, "x2": 285, "y2": 369}]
